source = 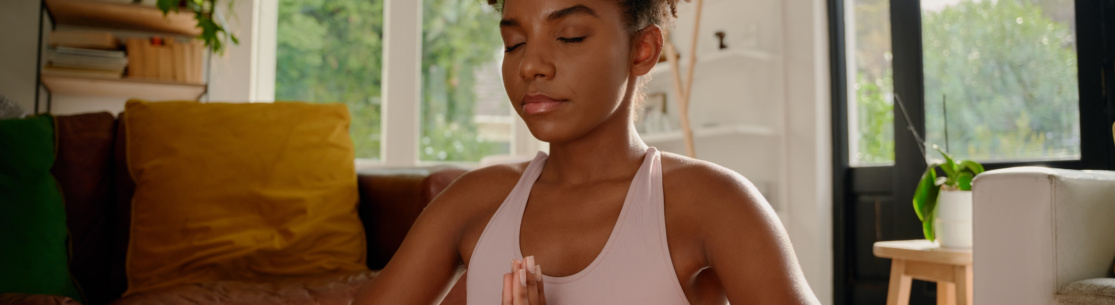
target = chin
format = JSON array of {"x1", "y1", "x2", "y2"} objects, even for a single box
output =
[{"x1": 523, "y1": 119, "x2": 580, "y2": 144}]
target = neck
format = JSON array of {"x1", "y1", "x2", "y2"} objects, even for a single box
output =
[{"x1": 539, "y1": 81, "x2": 648, "y2": 185}]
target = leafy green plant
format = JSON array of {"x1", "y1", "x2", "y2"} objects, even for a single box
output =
[
  {"x1": 157, "y1": 0, "x2": 239, "y2": 54},
  {"x1": 913, "y1": 146, "x2": 985, "y2": 241}
]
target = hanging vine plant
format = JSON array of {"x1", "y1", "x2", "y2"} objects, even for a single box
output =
[{"x1": 156, "y1": 0, "x2": 239, "y2": 54}]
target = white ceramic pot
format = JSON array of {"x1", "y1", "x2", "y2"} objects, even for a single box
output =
[{"x1": 935, "y1": 189, "x2": 973, "y2": 249}]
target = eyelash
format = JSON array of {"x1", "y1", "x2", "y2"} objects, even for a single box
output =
[
  {"x1": 504, "y1": 37, "x2": 586, "y2": 53},
  {"x1": 558, "y1": 36, "x2": 586, "y2": 43}
]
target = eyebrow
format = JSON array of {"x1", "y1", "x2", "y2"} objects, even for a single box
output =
[{"x1": 499, "y1": 4, "x2": 599, "y2": 28}]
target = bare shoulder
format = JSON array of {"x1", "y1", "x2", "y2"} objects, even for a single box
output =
[
  {"x1": 658, "y1": 152, "x2": 782, "y2": 249},
  {"x1": 432, "y1": 161, "x2": 530, "y2": 213},
  {"x1": 659, "y1": 152, "x2": 768, "y2": 213}
]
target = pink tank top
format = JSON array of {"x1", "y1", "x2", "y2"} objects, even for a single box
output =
[{"x1": 466, "y1": 147, "x2": 690, "y2": 304}]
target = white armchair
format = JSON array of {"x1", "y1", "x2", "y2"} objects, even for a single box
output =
[{"x1": 972, "y1": 167, "x2": 1115, "y2": 305}]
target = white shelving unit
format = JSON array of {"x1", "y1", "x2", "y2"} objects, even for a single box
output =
[
  {"x1": 640, "y1": 123, "x2": 775, "y2": 144},
  {"x1": 649, "y1": 48, "x2": 776, "y2": 80},
  {"x1": 638, "y1": 0, "x2": 787, "y2": 218}
]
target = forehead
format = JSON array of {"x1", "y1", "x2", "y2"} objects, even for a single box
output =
[{"x1": 500, "y1": 0, "x2": 624, "y2": 24}]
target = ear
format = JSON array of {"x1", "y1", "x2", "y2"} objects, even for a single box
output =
[{"x1": 630, "y1": 24, "x2": 664, "y2": 77}]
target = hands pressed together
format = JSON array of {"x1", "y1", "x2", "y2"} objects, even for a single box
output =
[{"x1": 502, "y1": 256, "x2": 547, "y2": 305}]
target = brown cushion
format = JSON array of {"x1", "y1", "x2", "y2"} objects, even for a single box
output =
[
  {"x1": 0, "y1": 293, "x2": 82, "y2": 305},
  {"x1": 50, "y1": 112, "x2": 125, "y2": 305},
  {"x1": 110, "y1": 270, "x2": 379, "y2": 305},
  {"x1": 356, "y1": 168, "x2": 466, "y2": 270},
  {"x1": 113, "y1": 113, "x2": 135, "y2": 300}
]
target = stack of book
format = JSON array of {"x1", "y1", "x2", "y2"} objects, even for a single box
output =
[
  {"x1": 126, "y1": 37, "x2": 204, "y2": 84},
  {"x1": 43, "y1": 31, "x2": 128, "y2": 79}
]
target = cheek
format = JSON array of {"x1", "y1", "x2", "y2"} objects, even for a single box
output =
[
  {"x1": 502, "y1": 59, "x2": 521, "y2": 102},
  {"x1": 568, "y1": 42, "x2": 630, "y2": 106}
]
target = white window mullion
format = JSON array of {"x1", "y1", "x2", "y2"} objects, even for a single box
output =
[{"x1": 381, "y1": 0, "x2": 423, "y2": 166}]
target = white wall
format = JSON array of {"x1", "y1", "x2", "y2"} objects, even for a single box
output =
[
  {"x1": 0, "y1": 1, "x2": 43, "y2": 114},
  {"x1": 783, "y1": 0, "x2": 834, "y2": 303},
  {"x1": 208, "y1": 0, "x2": 275, "y2": 102},
  {"x1": 650, "y1": 0, "x2": 832, "y2": 303}
]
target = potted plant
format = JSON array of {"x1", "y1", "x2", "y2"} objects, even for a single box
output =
[
  {"x1": 156, "y1": 0, "x2": 239, "y2": 54},
  {"x1": 913, "y1": 146, "x2": 984, "y2": 248}
]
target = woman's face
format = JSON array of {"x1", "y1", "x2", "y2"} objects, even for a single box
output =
[{"x1": 499, "y1": 0, "x2": 645, "y2": 143}]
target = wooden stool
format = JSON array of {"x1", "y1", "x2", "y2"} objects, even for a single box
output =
[{"x1": 873, "y1": 240, "x2": 972, "y2": 305}]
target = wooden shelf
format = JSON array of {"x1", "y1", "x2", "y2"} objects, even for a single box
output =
[
  {"x1": 41, "y1": 75, "x2": 206, "y2": 100},
  {"x1": 45, "y1": 0, "x2": 201, "y2": 36},
  {"x1": 639, "y1": 124, "x2": 775, "y2": 144}
]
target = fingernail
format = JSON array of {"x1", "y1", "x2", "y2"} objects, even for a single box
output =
[
  {"x1": 535, "y1": 265, "x2": 542, "y2": 281},
  {"x1": 519, "y1": 269, "x2": 527, "y2": 286},
  {"x1": 525, "y1": 256, "x2": 535, "y2": 273}
]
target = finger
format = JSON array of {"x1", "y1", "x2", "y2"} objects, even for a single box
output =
[
  {"x1": 535, "y1": 265, "x2": 547, "y2": 305},
  {"x1": 513, "y1": 267, "x2": 528, "y2": 305},
  {"x1": 502, "y1": 272, "x2": 514, "y2": 305},
  {"x1": 526, "y1": 260, "x2": 540, "y2": 305}
]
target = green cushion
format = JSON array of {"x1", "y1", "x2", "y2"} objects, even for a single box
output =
[{"x1": 0, "y1": 115, "x2": 83, "y2": 301}]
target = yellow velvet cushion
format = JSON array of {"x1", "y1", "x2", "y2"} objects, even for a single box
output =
[{"x1": 123, "y1": 100, "x2": 366, "y2": 295}]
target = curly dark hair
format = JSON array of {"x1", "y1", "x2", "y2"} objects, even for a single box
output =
[{"x1": 487, "y1": 0, "x2": 687, "y2": 33}]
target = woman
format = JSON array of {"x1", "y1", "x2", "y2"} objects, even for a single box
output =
[{"x1": 356, "y1": 0, "x2": 819, "y2": 304}]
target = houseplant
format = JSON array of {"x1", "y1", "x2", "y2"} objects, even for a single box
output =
[
  {"x1": 156, "y1": 0, "x2": 239, "y2": 54},
  {"x1": 914, "y1": 146, "x2": 984, "y2": 248},
  {"x1": 895, "y1": 94, "x2": 985, "y2": 248}
]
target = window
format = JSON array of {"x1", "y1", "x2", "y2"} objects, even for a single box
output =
[
  {"x1": 275, "y1": 0, "x2": 384, "y2": 160},
  {"x1": 846, "y1": 0, "x2": 895, "y2": 166},
  {"x1": 420, "y1": 0, "x2": 511, "y2": 162},
  {"x1": 921, "y1": 0, "x2": 1079, "y2": 162}
]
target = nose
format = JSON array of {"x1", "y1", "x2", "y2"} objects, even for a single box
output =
[{"x1": 519, "y1": 43, "x2": 555, "y2": 80}]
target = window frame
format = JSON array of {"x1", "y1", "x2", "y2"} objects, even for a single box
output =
[{"x1": 264, "y1": 0, "x2": 541, "y2": 168}]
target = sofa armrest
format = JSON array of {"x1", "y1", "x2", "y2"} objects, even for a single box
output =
[
  {"x1": 356, "y1": 167, "x2": 468, "y2": 270},
  {"x1": 973, "y1": 167, "x2": 1115, "y2": 305}
]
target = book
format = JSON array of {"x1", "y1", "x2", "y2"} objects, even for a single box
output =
[
  {"x1": 157, "y1": 44, "x2": 172, "y2": 80},
  {"x1": 126, "y1": 38, "x2": 145, "y2": 78},
  {"x1": 42, "y1": 66, "x2": 123, "y2": 79},
  {"x1": 54, "y1": 46, "x2": 125, "y2": 58},
  {"x1": 190, "y1": 41, "x2": 204, "y2": 83},
  {"x1": 46, "y1": 48, "x2": 128, "y2": 72},
  {"x1": 49, "y1": 31, "x2": 119, "y2": 50},
  {"x1": 170, "y1": 41, "x2": 186, "y2": 82}
]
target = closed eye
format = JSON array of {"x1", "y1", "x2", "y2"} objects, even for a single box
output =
[
  {"x1": 558, "y1": 37, "x2": 586, "y2": 43},
  {"x1": 505, "y1": 43, "x2": 524, "y2": 53}
]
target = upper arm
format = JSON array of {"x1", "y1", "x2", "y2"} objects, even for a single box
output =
[
  {"x1": 686, "y1": 166, "x2": 819, "y2": 305},
  {"x1": 355, "y1": 167, "x2": 517, "y2": 305}
]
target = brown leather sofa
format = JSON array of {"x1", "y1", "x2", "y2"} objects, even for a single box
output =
[{"x1": 0, "y1": 112, "x2": 468, "y2": 305}]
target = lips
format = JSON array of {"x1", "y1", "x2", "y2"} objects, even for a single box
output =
[{"x1": 521, "y1": 94, "x2": 566, "y2": 115}]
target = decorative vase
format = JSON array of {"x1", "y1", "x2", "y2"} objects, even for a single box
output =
[{"x1": 934, "y1": 189, "x2": 973, "y2": 249}]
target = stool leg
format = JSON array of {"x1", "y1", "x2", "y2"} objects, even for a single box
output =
[
  {"x1": 937, "y1": 282, "x2": 955, "y2": 305},
  {"x1": 955, "y1": 264, "x2": 972, "y2": 305},
  {"x1": 887, "y1": 260, "x2": 912, "y2": 305}
]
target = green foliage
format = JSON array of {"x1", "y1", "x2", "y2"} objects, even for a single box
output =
[
  {"x1": 855, "y1": 0, "x2": 1078, "y2": 164},
  {"x1": 275, "y1": 0, "x2": 385, "y2": 159},
  {"x1": 854, "y1": 70, "x2": 895, "y2": 164},
  {"x1": 922, "y1": 0, "x2": 1079, "y2": 161},
  {"x1": 276, "y1": 0, "x2": 508, "y2": 162},
  {"x1": 913, "y1": 147, "x2": 985, "y2": 241},
  {"x1": 420, "y1": 0, "x2": 507, "y2": 162},
  {"x1": 157, "y1": 0, "x2": 239, "y2": 54}
]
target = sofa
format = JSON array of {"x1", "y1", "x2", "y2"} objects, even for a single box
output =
[
  {"x1": 0, "y1": 111, "x2": 470, "y2": 305},
  {"x1": 973, "y1": 167, "x2": 1115, "y2": 305}
]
